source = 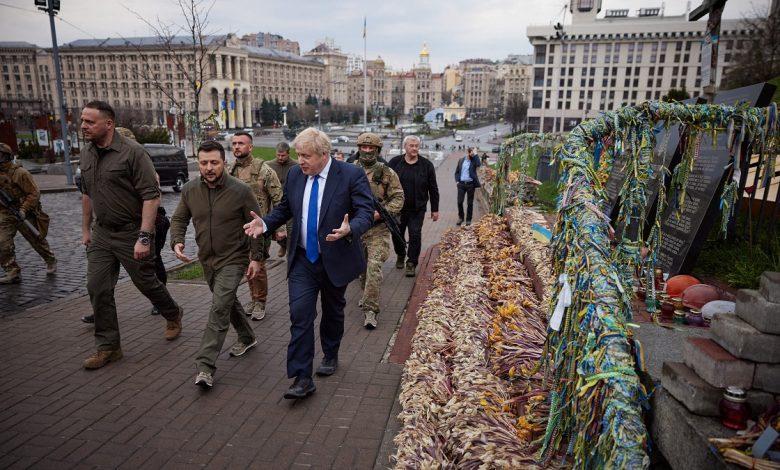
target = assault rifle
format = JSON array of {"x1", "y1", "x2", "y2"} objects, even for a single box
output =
[
  {"x1": 0, "y1": 188, "x2": 40, "y2": 237},
  {"x1": 373, "y1": 198, "x2": 405, "y2": 248}
]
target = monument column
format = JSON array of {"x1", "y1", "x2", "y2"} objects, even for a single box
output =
[
  {"x1": 235, "y1": 90, "x2": 244, "y2": 128},
  {"x1": 215, "y1": 54, "x2": 222, "y2": 79},
  {"x1": 225, "y1": 55, "x2": 233, "y2": 80},
  {"x1": 244, "y1": 93, "x2": 252, "y2": 127}
]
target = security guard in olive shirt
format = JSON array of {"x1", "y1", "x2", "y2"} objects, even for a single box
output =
[
  {"x1": 171, "y1": 140, "x2": 263, "y2": 389},
  {"x1": 79, "y1": 101, "x2": 183, "y2": 370}
]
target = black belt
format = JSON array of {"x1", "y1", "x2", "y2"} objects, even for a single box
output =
[{"x1": 96, "y1": 220, "x2": 140, "y2": 231}]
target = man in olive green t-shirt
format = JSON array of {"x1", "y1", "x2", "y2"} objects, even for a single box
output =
[
  {"x1": 171, "y1": 140, "x2": 264, "y2": 389},
  {"x1": 79, "y1": 101, "x2": 183, "y2": 370}
]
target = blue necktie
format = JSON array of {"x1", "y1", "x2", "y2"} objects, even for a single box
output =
[{"x1": 306, "y1": 175, "x2": 320, "y2": 263}]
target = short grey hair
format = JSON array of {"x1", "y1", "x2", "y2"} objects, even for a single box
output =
[
  {"x1": 402, "y1": 135, "x2": 421, "y2": 147},
  {"x1": 292, "y1": 127, "x2": 331, "y2": 156}
]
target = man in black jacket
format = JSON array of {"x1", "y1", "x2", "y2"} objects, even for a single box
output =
[{"x1": 387, "y1": 135, "x2": 439, "y2": 277}]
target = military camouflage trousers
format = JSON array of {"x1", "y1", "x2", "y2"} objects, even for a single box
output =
[
  {"x1": 0, "y1": 212, "x2": 55, "y2": 274},
  {"x1": 359, "y1": 226, "x2": 390, "y2": 314}
]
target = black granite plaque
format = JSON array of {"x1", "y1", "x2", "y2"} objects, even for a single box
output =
[{"x1": 656, "y1": 83, "x2": 775, "y2": 274}]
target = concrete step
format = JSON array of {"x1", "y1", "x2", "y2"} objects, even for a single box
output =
[
  {"x1": 711, "y1": 314, "x2": 780, "y2": 363},
  {"x1": 651, "y1": 387, "x2": 735, "y2": 470},
  {"x1": 662, "y1": 362, "x2": 776, "y2": 417},
  {"x1": 754, "y1": 363, "x2": 780, "y2": 394},
  {"x1": 683, "y1": 337, "x2": 754, "y2": 389},
  {"x1": 759, "y1": 271, "x2": 780, "y2": 303},
  {"x1": 662, "y1": 362, "x2": 722, "y2": 416},
  {"x1": 736, "y1": 289, "x2": 780, "y2": 335}
]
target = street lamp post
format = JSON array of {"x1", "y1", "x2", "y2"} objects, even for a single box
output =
[{"x1": 36, "y1": 0, "x2": 73, "y2": 185}]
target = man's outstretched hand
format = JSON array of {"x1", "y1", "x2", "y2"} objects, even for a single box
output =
[
  {"x1": 173, "y1": 243, "x2": 192, "y2": 263},
  {"x1": 325, "y1": 214, "x2": 351, "y2": 241},
  {"x1": 243, "y1": 211, "x2": 266, "y2": 238}
]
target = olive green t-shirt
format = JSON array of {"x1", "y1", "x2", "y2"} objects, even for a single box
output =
[
  {"x1": 170, "y1": 172, "x2": 263, "y2": 269},
  {"x1": 80, "y1": 131, "x2": 160, "y2": 228}
]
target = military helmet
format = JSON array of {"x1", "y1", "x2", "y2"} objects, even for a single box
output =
[
  {"x1": 356, "y1": 132, "x2": 382, "y2": 149},
  {"x1": 0, "y1": 142, "x2": 12, "y2": 155},
  {"x1": 115, "y1": 127, "x2": 137, "y2": 141}
]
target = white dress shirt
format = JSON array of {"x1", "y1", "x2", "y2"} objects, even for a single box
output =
[{"x1": 300, "y1": 157, "x2": 331, "y2": 252}]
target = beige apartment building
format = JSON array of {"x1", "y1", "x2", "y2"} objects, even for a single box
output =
[
  {"x1": 0, "y1": 34, "x2": 324, "y2": 129},
  {"x1": 460, "y1": 58, "x2": 500, "y2": 117},
  {"x1": 304, "y1": 40, "x2": 348, "y2": 106},
  {"x1": 346, "y1": 46, "x2": 444, "y2": 119},
  {"x1": 526, "y1": 1, "x2": 756, "y2": 133},
  {"x1": 497, "y1": 54, "x2": 533, "y2": 112},
  {"x1": 0, "y1": 41, "x2": 55, "y2": 119},
  {"x1": 347, "y1": 57, "x2": 393, "y2": 115}
]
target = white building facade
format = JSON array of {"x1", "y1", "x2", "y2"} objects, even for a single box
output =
[{"x1": 526, "y1": 1, "x2": 755, "y2": 133}]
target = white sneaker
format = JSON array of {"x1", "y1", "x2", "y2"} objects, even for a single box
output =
[
  {"x1": 363, "y1": 311, "x2": 378, "y2": 330},
  {"x1": 243, "y1": 300, "x2": 256, "y2": 316},
  {"x1": 229, "y1": 338, "x2": 258, "y2": 357},
  {"x1": 195, "y1": 371, "x2": 213, "y2": 388},
  {"x1": 251, "y1": 303, "x2": 266, "y2": 321}
]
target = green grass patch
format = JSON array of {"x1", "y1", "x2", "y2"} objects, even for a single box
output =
[
  {"x1": 252, "y1": 147, "x2": 297, "y2": 161},
  {"x1": 693, "y1": 217, "x2": 780, "y2": 289},
  {"x1": 172, "y1": 262, "x2": 204, "y2": 281},
  {"x1": 535, "y1": 181, "x2": 559, "y2": 213}
]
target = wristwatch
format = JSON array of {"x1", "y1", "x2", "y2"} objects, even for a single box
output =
[{"x1": 138, "y1": 230, "x2": 153, "y2": 246}]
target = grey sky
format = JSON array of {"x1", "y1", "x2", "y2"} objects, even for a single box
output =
[{"x1": 0, "y1": 0, "x2": 766, "y2": 71}]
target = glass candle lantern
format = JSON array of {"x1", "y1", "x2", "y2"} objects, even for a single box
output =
[{"x1": 719, "y1": 387, "x2": 750, "y2": 430}]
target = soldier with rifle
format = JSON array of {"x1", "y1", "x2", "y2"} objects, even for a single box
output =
[
  {"x1": 0, "y1": 142, "x2": 57, "y2": 284},
  {"x1": 352, "y1": 133, "x2": 404, "y2": 329}
]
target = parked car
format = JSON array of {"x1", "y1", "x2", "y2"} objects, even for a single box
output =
[
  {"x1": 492, "y1": 146, "x2": 501, "y2": 153},
  {"x1": 337, "y1": 135, "x2": 350, "y2": 143},
  {"x1": 76, "y1": 143, "x2": 190, "y2": 193},
  {"x1": 145, "y1": 144, "x2": 189, "y2": 192}
]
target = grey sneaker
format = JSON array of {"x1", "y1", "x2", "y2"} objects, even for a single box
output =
[
  {"x1": 405, "y1": 262, "x2": 417, "y2": 278},
  {"x1": 251, "y1": 303, "x2": 266, "y2": 321},
  {"x1": 395, "y1": 257, "x2": 405, "y2": 269},
  {"x1": 229, "y1": 338, "x2": 258, "y2": 357},
  {"x1": 195, "y1": 371, "x2": 213, "y2": 389},
  {"x1": 243, "y1": 300, "x2": 256, "y2": 316},
  {"x1": 363, "y1": 311, "x2": 378, "y2": 330}
]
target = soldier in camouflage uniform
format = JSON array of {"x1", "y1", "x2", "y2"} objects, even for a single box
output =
[
  {"x1": 228, "y1": 131, "x2": 283, "y2": 320},
  {"x1": 353, "y1": 133, "x2": 404, "y2": 329},
  {"x1": 0, "y1": 142, "x2": 57, "y2": 284}
]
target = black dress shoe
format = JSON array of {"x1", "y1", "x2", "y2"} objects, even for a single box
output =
[
  {"x1": 81, "y1": 314, "x2": 95, "y2": 324},
  {"x1": 315, "y1": 357, "x2": 338, "y2": 376},
  {"x1": 283, "y1": 376, "x2": 316, "y2": 399}
]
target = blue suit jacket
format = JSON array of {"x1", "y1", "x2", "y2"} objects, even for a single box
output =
[{"x1": 262, "y1": 158, "x2": 375, "y2": 287}]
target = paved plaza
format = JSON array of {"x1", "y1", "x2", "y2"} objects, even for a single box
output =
[
  {"x1": 0, "y1": 188, "x2": 198, "y2": 316},
  {"x1": 0, "y1": 150, "x2": 483, "y2": 469}
]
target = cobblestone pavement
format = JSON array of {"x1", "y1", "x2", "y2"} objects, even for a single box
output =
[
  {"x1": 0, "y1": 188, "x2": 198, "y2": 317},
  {"x1": 0, "y1": 151, "x2": 483, "y2": 469}
]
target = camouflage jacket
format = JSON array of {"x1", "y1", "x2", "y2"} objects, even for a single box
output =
[
  {"x1": 229, "y1": 157, "x2": 282, "y2": 217},
  {"x1": 0, "y1": 162, "x2": 41, "y2": 215},
  {"x1": 354, "y1": 161, "x2": 405, "y2": 216}
]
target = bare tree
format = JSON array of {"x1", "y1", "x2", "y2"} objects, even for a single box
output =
[
  {"x1": 722, "y1": 5, "x2": 780, "y2": 89},
  {"x1": 504, "y1": 94, "x2": 528, "y2": 133},
  {"x1": 124, "y1": 0, "x2": 221, "y2": 155}
]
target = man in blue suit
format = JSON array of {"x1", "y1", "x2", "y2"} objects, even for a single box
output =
[{"x1": 244, "y1": 127, "x2": 375, "y2": 399}]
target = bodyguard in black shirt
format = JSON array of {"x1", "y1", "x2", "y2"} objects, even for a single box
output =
[{"x1": 387, "y1": 135, "x2": 439, "y2": 277}]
